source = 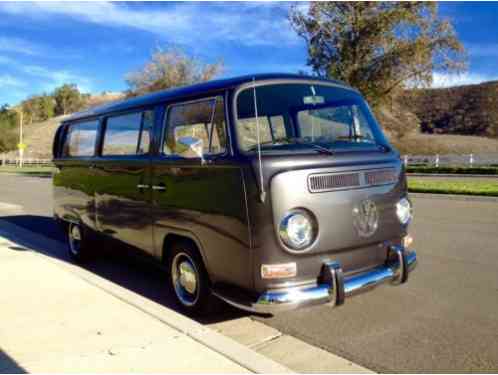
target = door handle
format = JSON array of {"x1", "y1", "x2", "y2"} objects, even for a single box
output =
[
  {"x1": 152, "y1": 184, "x2": 166, "y2": 192},
  {"x1": 137, "y1": 184, "x2": 150, "y2": 189}
]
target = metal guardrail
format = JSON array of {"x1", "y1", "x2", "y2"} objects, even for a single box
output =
[
  {"x1": 0, "y1": 155, "x2": 53, "y2": 167},
  {"x1": 403, "y1": 154, "x2": 498, "y2": 167}
]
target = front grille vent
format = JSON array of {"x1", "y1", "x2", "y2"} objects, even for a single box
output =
[
  {"x1": 308, "y1": 168, "x2": 398, "y2": 193},
  {"x1": 365, "y1": 169, "x2": 397, "y2": 186},
  {"x1": 309, "y1": 172, "x2": 360, "y2": 192}
]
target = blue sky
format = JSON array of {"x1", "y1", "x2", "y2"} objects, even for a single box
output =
[{"x1": 1, "y1": 1, "x2": 497, "y2": 106}]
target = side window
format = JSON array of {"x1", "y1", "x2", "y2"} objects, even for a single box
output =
[
  {"x1": 63, "y1": 120, "x2": 99, "y2": 157},
  {"x1": 103, "y1": 111, "x2": 153, "y2": 156},
  {"x1": 138, "y1": 110, "x2": 154, "y2": 155},
  {"x1": 164, "y1": 97, "x2": 227, "y2": 158}
]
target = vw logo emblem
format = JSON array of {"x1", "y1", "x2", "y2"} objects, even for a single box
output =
[{"x1": 353, "y1": 199, "x2": 378, "y2": 237}]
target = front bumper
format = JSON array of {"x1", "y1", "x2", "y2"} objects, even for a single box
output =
[{"x1": 214, "y1": 246, "x2": 417, "y2": 314}]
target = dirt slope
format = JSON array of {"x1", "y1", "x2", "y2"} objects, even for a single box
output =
[{"x1": 4, "y1": 116, "x2": 67, "y2": 159}]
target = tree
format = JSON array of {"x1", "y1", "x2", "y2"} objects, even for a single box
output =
[
  {"x1": 22, "y1": 94, "x2": 55, "y2": 124},
  {"x1": 290, "y1": 2, "x2": 467, "y2": 106},
  {"x1": 125, "y1": 48, "x2": 224, "y2": 97},
  {"x1": 53, "y1": 84, "x2": 86, "y2": 116},
  {"x1": 0, "y1": 104, "x2": 20, "y2": 152}
]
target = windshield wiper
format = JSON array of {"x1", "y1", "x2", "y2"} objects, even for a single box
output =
[
  {"x1": 247, "y1": 138, "x2": 334, "y2": 155},
  {"x1": 336, "y1": 135, "x2": 390, "y2": 153},
  {"x1": 246, "y1": 139, "x2": 291, "y2": 151},
  {"x1": 290, "y1": 138, "x2": 334, "y2": 155}
]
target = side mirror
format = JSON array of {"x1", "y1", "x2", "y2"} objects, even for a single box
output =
[{"x1": 176, "y1": 136, "x2": 205, "y2": 162}]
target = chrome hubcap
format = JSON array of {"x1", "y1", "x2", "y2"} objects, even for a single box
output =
[
  {"x1": 171, "y1": 253, "x2": 199, "y2": 306},
  {"x1": 69, "y1": 224, "x2": 81, "y2": 255}
]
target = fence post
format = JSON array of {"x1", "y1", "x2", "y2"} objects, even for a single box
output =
[
  {"x1": 470, "y1": 153, "x2": 474, "y2": 167},
  {"x1": 435, "y1": 154, "x2": 439, "y2": 168}
]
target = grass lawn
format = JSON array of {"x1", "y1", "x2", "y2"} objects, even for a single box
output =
[
  {"x1": 0, "y1": 166, "x2": 55, "y2": 176},
  {"x1": 408, "y1": 179, "x2": 498, "y2": 197}
]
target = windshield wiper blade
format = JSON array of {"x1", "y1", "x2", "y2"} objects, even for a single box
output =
[
  {"x1": 291, "y1": 138, "x2": 334, "y2": 155},
  {"x1": 247, "y1": 139, "x2": 291, "y2": 151},
  {"x1": 336, "y1": 135, "x2": 390, "y2": 152}
]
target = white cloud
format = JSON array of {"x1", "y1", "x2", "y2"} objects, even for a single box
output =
[
  {"x1": 0, "y1": 2, "x2": 301, "y2": 47},
  {"x1": 0, "y1": 74, "x2": 26, "y2": 88},
  {"x1": 23, "y1": 65, "x2": 93, "y2": 93},
  {"x1": 0, "y1": 37, "x2": 43, "y2": 56},
  {"x1": 432, "y1": 72, "x2": 498, "y2": 88}
]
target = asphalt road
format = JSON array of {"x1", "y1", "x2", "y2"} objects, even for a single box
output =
[{"x1": 1, "y1": 173, "x2": 498, "y2": 372}]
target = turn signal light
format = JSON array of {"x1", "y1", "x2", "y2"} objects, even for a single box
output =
[
  {"x1": 261, "y1": 263, "x2": 297, "y2": 279},
  {"x1": 403, "y1": 234, "x2": 414, "y2": 248}
]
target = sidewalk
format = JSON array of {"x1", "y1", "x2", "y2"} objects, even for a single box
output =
[{"x1": 0, "y1": 232, "x2": 290, "y2": 373}]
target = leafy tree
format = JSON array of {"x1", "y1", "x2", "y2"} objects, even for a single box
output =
[
  {"x1": 22, "y1": 94, "x2": 55, "y2": 124},
  {"x1": 36, "y1": 95, "x2": 55, "y2": 121},
  {"x1": 0, "y1": 104, "x2": 20, "y2": 152},
  {"x1": 126, "y1": 47, "x2": 224, "y2": 97},
  {"x1": 290, "y1": 2, "x2": 467, "y2": 106},
  {"x1": 53, "y1": 84, "x2": 87, "y2": 116}
]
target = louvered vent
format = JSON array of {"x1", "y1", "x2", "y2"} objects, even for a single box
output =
[
  {"x1": 308, "y1": 172, "x2": 361, "y2": 192},
  {"x1": 308, "y1": 168, "x2": 398, "y2": 193},
  {"x1": 365, "y1": 169, "x2": 397, "y2": 186}
]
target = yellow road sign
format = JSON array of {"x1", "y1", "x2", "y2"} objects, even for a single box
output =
[{"x1": 17, "y1": 143, "x2": 27, "y2": 150}]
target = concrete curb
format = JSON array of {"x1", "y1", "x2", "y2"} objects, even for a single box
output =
[
  {"x1": 409, "y1": 192, "x2": 498, "y2": 202},
  {"x1": 0, "y1": 219, "x2": 291, "y2": 374}
]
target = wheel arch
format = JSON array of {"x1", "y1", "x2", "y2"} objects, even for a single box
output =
[{"x1": 161, "y1": 231, "x2": 211, "y2": 279}]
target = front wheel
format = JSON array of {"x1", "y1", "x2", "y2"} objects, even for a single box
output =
[
  {"x1": 168, "y1": 242, "x2": 217, "y2": 315},
  {"x1": 67, "y1": 223, "x2": 94, "y2": 263}
]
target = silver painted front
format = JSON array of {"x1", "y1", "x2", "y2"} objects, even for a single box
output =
[{"x1": 270, "y1": 162, "x2": 404, "y2": 269}]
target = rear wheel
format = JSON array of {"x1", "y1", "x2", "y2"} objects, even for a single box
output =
[
  {"x1": 168, "y1": 241, "x2": 217, "y2": 315},
  {"x1": 67, "y1": 223, "x2": 93, "y2": 263}
]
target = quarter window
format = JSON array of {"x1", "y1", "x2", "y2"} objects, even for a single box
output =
[
  {"x1": 139, "y1": 110, "x2": 154, "y2": 155},
  {"x1": 164, "y1": 97, "x2": 226, "y2": 158},
  {"x1": 102, "y1": 111, "x2": 153, "y2": 156},
  {"x1": 63, "y1": 120, "x2": 99, "y2": 157}
]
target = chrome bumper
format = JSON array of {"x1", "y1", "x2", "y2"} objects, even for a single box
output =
[{"x1": 215, "y1": 246, "x2": 417, "y2": 315}]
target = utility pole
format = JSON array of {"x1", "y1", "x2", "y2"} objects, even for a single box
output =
[{"x1": 18, "y1": 110, "x2": 24, "y2": 168}]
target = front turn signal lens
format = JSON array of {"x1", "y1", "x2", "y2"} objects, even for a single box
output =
[
  {"x1": 403, "y1": 234, "x2": 414, "y2": 248},
  {"x1": 261, "y1": 263, "x2": 297, "y2": 279}
]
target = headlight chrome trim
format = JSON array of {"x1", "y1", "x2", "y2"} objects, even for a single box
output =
[
  {"x1": 278, "y1": 208, "x2": 318, "y2": 252},
  {"x1": 396, "y1": 197, "x2": 413, "y2": 225}
]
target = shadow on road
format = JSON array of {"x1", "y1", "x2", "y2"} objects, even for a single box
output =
[
  {"x1": 0, "y1": 214, "x2": 248, "y2": 325},
  {"x1": 0, "y1": 348, "x2": 26, "y2": 374}
]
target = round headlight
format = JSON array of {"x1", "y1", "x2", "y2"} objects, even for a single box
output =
[
  {"x1": 396, "y1": 197, "x2": 412, "y2": 225},
  {"x1": 279, "y1": 209, "x2": 317, "y2": 250}
]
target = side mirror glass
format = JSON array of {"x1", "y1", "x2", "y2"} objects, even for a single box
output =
[{"x1": 176, "y1": 136, "x2": 205, "y2": 161}]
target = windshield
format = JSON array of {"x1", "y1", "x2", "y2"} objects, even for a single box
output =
[{"x1": 235, "y1": 82, "x2": 388, "y2": 153}]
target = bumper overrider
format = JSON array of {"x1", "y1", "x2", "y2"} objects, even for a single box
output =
[{"x1": 214, "y1": 246, "x2": 417, "y2": 314}]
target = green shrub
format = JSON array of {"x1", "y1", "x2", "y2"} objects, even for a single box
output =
[{"x1": 407, "y1": 166, "x2": 498, "y2": 175}]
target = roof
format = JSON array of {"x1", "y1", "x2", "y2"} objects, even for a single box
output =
[{"x1": 65, "y1": 73, "x2": 350, "y2": 122}]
